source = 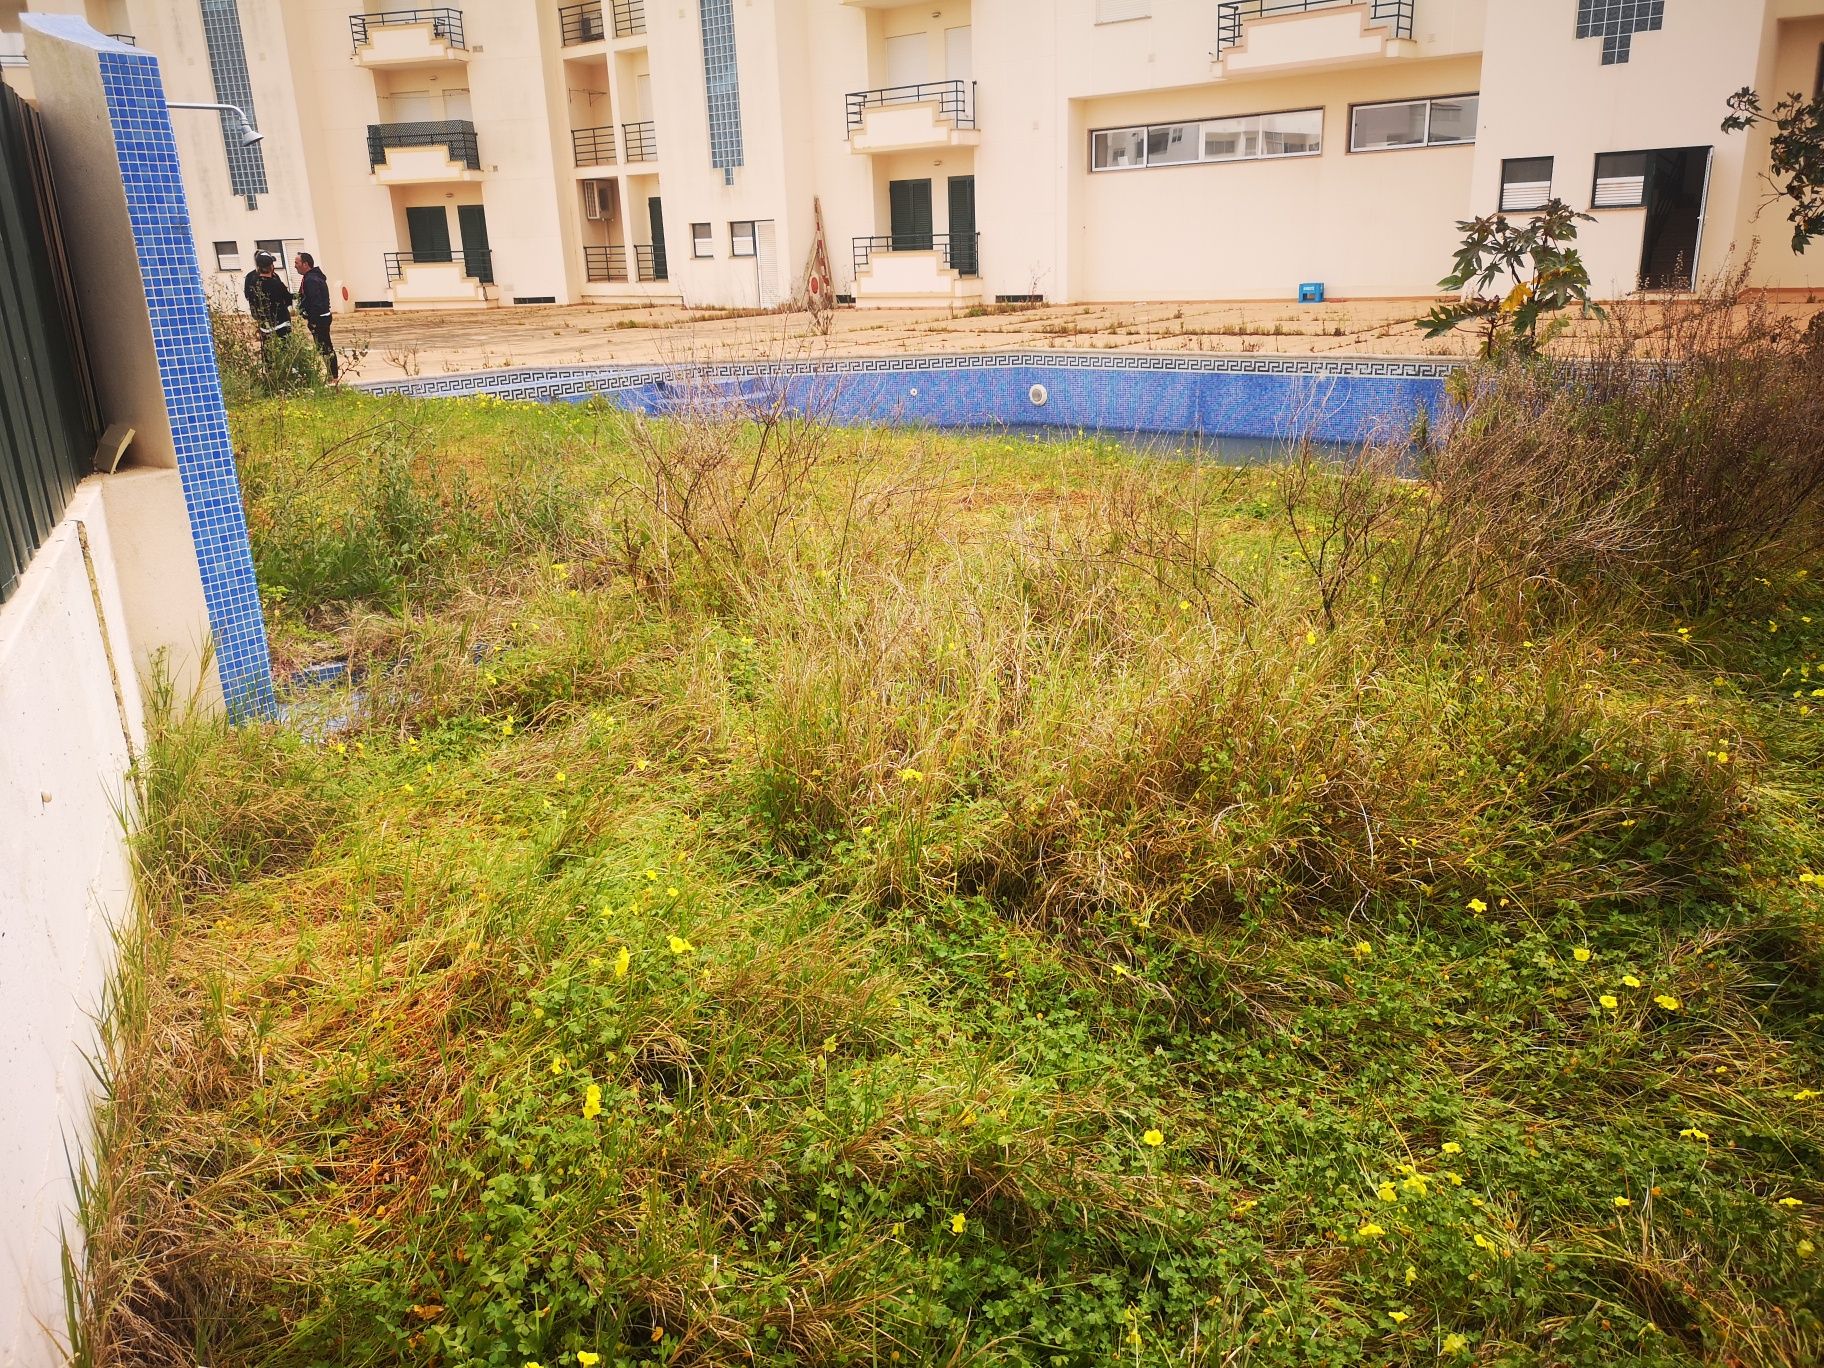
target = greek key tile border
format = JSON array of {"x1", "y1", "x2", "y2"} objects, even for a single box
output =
[{"x1": 357, "y1": 351, "x2": 1465, "y2": 405}]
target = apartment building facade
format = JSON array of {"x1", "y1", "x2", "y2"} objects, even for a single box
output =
[{"x1": 5, "y1": 0, "x2": 1823, "y2": 313}]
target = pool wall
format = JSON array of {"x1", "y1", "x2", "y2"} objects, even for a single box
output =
[{"x1": 361, "y1": 352, "x2": 1459, "y2": 446}]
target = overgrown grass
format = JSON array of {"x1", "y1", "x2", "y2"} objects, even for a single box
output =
[{"x1": 76, "y1": 329, "x2": 1824, "y2": 1366}]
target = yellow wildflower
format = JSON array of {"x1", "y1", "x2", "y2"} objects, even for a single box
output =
[
  {"x1": 1779, "y1": 1197, "x2": 1803, "y2": 1208},
  {"x1": 1612, "y1": 1196, "x2": 1631, "y2": 1209},
  {"x1": 1472, "y1": 1232, "x2": 1496, "y2": 1251},
  {"x1": 1467, "y1": 898, "x2": 1488, "y2": 914},
  {"x1": 1388, "y1": 1310, "x2": 1410, "y2": 1323},
  {"x1": 1679, "y1": 1127, "x2": 1709, "y2": 1142},
  {"x1": 1353, "y1": 941, "x2": 1372, "y2": 957},
  {"x1": 650, "y1": 1327, "x2": 664, "y2": 1343},
  {"x1": 634, "y1": 758, "x2": 650, "y2": 771},
  {"x1": 1794, "y1": 1089, "x2": 1819, "y2": 1100},
  {"x1": 899, "y1": 767, "x2": 925, "y2": 783},
  {"x1": 668, "y1": 935, "x2": 694, "y2": 955},
  {"x1": 582, "y1": 1085, "x2": 602, "y2": 1120},
  {"x1": 1305, "y1": 630, "x2": 1318, "y2": 646},
  {"x1": 1357, "y1": 1222, "x2": 1386, "y2": 1238},
  {"x1": 950, "y1": 1212, "x2": 967, "y2": 1234},
  {"x1": 1654, "y1": 994, "x2": 1681, "y2": 1010},
  {"x1": 549, "y1": 1054, "x2": 567, "y2": 1076},
  {"x1": 1405, "y1": 1264, "x2": 1417, "y2": 1285},
  {"x1": 1621, "y1": 975, "x2": 1642, "y2": 988},
  {"x1": 1573, "y1": 947, "x2": 1591, "y2": 963},
  {"x1": 1800, "y1": 1238, "x2": 1816, "y2": 1257},
  {"x1": 1443, "y1": 1333, "x2": 1469, "y2": 1353},
  {"x1": 666, "y1": 886, "x2": 679, "y2": 898},
  {"x1": 1378, "y1": 1183, "x2": 1397, "y2": 1203},
  {"x1": 1401, "y1": 1174, "x2": 1429, "y2": 1196},
  {"x1": 1142, "y1": 1128, "x2": 1165, "y2": 1147},
  {"x1": 1440, "y1": 1141, "x2": 1462, "y2": 1155},
  {"x1": 578, "y1": 1354, "x2": 601, "y2": 1367},
  {"x1": 613, "y1": 946, "x2": 630, "y2": 978},
  {"x1": 1599, "y1": 994, "x2": 1618, "y2": 1009}
]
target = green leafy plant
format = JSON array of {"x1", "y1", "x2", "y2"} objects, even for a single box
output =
[
  {"x1": 1417, "y1": 200, "x2": 1604, "y2": 357},
  {"x1": 1723, "y1": 86, "x2": 1824, "y2": 254}
]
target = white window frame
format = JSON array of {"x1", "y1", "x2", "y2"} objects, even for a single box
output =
[
  {"x1": 1592, "y1": 150, "x2": 1649, "y2": 209},
  {"x1": 1094, "y1": 0, "x2": 1151, "y2": 23},
  {"x1": 730, "y1": 220, "x2": 757, "y2": 257},
  {"x1": 1349, "y1": 95, "x2": 1480, "y2": 153},
  {"x1": 691, "y1": 222, "x2": 714, "y2": 257},
  {"x1": 214, "y1": 240, "x2": 242, "y2": 271},
  {"x1": 1499, "y1": 156, "x2": 1554, "y2": 213},
  {"x1": 1090, "y1": 107, "x2": 1322, "y2": 173}
]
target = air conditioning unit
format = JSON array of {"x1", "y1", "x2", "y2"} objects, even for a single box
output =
[{"x1": 583, "y1": 180, "x2": 617, "y2": 222}]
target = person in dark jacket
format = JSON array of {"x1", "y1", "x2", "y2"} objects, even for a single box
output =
[
  {"x1": 293, "y1": 250, "x2": 339, "y2": 381},
  {"x1": 242, "y1": 250, "x2": 294, "y2": 356}
]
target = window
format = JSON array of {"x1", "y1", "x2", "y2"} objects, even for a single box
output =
[
  {"x1": 1500, "y1": 157, "x2": 1554, "y2": 212},
  {"x1": 1092, "y1": 108, "x2": 1321, "y2": 172},
  {"x1": 1351, "y1": 95, "x2": 1479, "y2": 152},
  {"x1": 1145, "y1": 123, "x2": 1199, "y2": 166},
  {"x1": 1095, "y1": 0, "x2": 1150, "y2": 21},
  {"x1": 1091, "y1": 127, "x2": 1147, "y2": 170},
  {"x1": 730, "y1": 220, "x2": 756, "y2": 257},
  {"x1": 214, "y1": 240, "x2": 241, "y2": 271},
  {"x1": 1592, "y1": 150, "x2": 1648, "y2": 207},
  {"x1": 691, "y1": 222, "x2": 713, "y2": 257}
]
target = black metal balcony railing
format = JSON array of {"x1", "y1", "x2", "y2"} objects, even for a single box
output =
[
  {"x1": 633, "y1": 243, "x2": 667, "y2": 282},
  {"x1": 584, "y1": 244, "x2": 627, "y2": 282},
  {"x1": 385, "y1": 248, "x2": 494, "y2": 285},
  {"x1": 852, "y1": 232, "x2": 980, "y2": 278},
  {"x1": 350, "y1": 8, "x2": 466, "y2": 52},
  {"x1": 572, "y1": 124, "x2": 617, "y2": 166},
  {"x1": 612, "y1": 0, "x2": 647, "y2": 37},
  {"x1": 559, "y1": 1, "x2": 606, "y2": 43},
  {"x1": 1217, "y1": 0, "x2": 1414, "y2": 53},
  {"x1": 107, "y1": 33, "x2": 138, "y2": 45},
  {"x1": 844, "y1": 79, "x2": 976, "y2": 135},
  {"x1": 367, "y1": 119, "x2": 481, "y2": 170},
  {"x1": 621, "y1": 120, "x2": 657, "y2": 162}
]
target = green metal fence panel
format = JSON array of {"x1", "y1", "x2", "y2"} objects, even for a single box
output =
[{"x1": 0, "y1": 81, "x2": 100, "y2": 603}]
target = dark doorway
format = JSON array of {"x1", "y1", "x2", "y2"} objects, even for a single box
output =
[
  {"x1": 946, "y1": 175, "x2": 977, "y2": 276},
  {"x1": 457, "y1": 203, "x2": 493, "y2": 284},
  {"x1": 647, "y1": 197, "x2": 669, "y2": 281},
  {"x1": 1638, "y1": 146, "x2": 1711, "y2": 290},
  {"x1": 405, "y1": 206, "x2": 452, "y2": 262},
  {"x1": 889, "y1": 178, "x2": 933, "y2": 251}
]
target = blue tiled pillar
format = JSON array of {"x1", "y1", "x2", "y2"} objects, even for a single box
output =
[{"x1": 24, "y1": 19, "x2": 274, "y2": 720}]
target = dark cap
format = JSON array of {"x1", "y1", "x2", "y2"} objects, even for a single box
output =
[{"x1": 253, "y1": 251, "x2": 276, "y2": 270}]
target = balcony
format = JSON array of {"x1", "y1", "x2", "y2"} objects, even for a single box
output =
[
  {"x1": 559, "y1": 0, "x2": 646, "y2": 45},
  {"x1": 350, "y1": 8, "x2": 469, "y2": 67},
  {"x1": 621, "y1": 120, "x2": 657, "y2": 163},
  {"x1": 572, "y1": 124, "x2": 617, "y2": 170},
  {"x1": 633, "y1": 244, "x2": 667, "y2": 283},
  {"x1": 584, "y1": 245, "x2": 627, "y2": 282},
  {"x1": 385, "y1": 250, "x2": 495, "y2": 307},
  {"x1": 846, "y1": 80, "x2": 979, "y2": 154},
  {"x1": 368, "y1": 119, "x2": 482, "y2": 183},
  {"x1": 851, "y1": 233, "x2": 982, "y2": 308},
  {"x1": 1215, "y1": 0, "x2": 1417, "y2": 78}
]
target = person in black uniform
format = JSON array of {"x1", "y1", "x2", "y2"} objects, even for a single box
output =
[
  {"x1": 242, "y1": 250, "x2": 294, "y2": 358},
  {"x1": 293, "y1": 250, "x2": 339, "y2": 381}
]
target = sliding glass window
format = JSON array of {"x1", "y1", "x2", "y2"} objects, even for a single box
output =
[
  {"x1": 1350, "y1": 95, "x2": 1479, "y2": 152},
  {"x1": 1092, "y1": 108, "x2": 1322, "y2": 171}
]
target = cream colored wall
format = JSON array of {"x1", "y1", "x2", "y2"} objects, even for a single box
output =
[
  {"x1": 1069, "y1": 58, "x2": 1483, "y2": 301},
  {"x1": 1473, "y1": 0, "x2": 1822, "y2": 296}
]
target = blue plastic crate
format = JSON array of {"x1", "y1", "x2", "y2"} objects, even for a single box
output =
[{"x1": 1298, "y1": 282, "x2": 1325, "y2": 304}]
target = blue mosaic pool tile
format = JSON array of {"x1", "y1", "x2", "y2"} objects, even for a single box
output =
[
  {"x1": 360, "y1": 353, "x2": 1455, "y2": 448},
  {"x1": 96, "y1": 43, "x2": 275, "y2": 720}
]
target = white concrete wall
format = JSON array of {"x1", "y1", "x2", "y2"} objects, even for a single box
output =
[
  {"x1": 0, "y1": 480, "x2": 149, "y2": 1368},
  {"x1": 13, "y1": 0, "x2": 1823, "y2": 312}
]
